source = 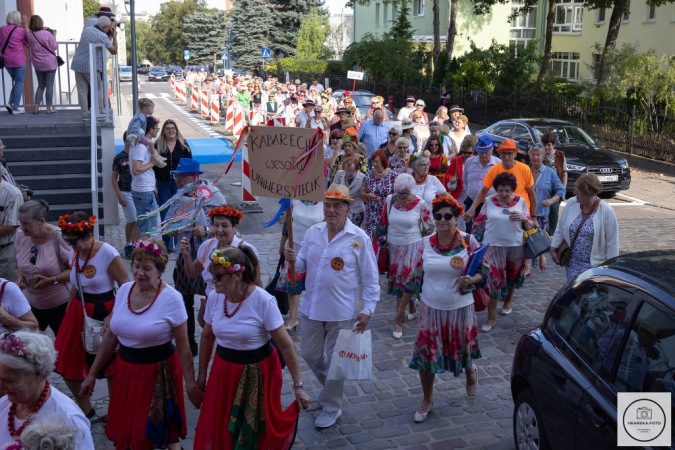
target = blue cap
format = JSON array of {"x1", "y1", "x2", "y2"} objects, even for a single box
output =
[
  {"x1": 171, "y1": 158, "x2": 203, "y2": 174},
  {"x1": 476, "y1": 136, "x2": 494, "y2": 153}
]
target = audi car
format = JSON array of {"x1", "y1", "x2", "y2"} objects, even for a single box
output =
[
  {"x1": 148, "y1": 66, "x2": 169, "y2": 81},
  {"x1": 475, "y1": 119, "x2": 631, "y2": 195}
]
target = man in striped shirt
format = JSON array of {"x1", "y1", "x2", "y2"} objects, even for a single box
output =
[{"x1": 0, "y1": 172, "x2": 23, "y2": 279}]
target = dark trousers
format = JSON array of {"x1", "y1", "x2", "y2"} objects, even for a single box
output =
[
  {"x1": 182, "y1": 292, "x2": 197, "y2": 347},
  {"x1": 32, "y1": 302, "x2": 69, "y2": 336},
  {"x1": 464, "y1": 197, "x2": 483, "y2": 234},
  {"x1": 548, "y1": 199, "x2": 561, "y2": 236}
]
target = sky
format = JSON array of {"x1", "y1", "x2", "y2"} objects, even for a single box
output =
[{"x1": 115, "y1": 0, "x2": 351, "y2": 15}]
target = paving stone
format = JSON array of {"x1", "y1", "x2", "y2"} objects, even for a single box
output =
[
  {"x1": 355, "y1": 440, "x2": 398, "y2": 450},
  {"x1": 487, "y1": 408, "x2": 514, "y2": 419},
  {"x1": 369, "y1": 425, "x2": 410, "y2": 438},
  {"x1": 338, "y1": 424, "x2": 363, "y2": 435},
  {"x1": 428, "y1": 438, "x2": 469, "y2": 449},
  {"x1": 325, "y1": 438, "x2": 349, "y2": 448},
  {"x1": 347, "y1": 432, "x2": 375, "y2": 445}
]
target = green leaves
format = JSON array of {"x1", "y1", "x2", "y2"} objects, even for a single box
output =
[{"x1": 183, "y1": 10, "x2": 227, "y2": 66}]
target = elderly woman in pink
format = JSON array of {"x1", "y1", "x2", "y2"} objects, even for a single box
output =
[
  {"x1": 0, "y1": 11, "x2": 28, "y2": 114},
  {"x1": 26, "y1": 15, "x2": 58, "y2": 114}
]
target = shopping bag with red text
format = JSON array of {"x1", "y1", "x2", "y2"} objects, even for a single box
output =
[{"x1": 327, "y1": 329, "x2": 372, "y2": 381}]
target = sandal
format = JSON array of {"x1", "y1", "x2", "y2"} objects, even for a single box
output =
[{"x1": 539, "y1": 257, "x2": 547, "y2": 271}]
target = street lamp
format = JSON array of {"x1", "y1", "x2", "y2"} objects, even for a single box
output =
[
  {"x1": 124, "y1": 0, "x2": 138, "y2": 114},
  {"x1": 226, "y1": 21, "x2": 232, "y2": 71}
]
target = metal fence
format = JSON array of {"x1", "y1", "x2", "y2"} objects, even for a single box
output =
[{"x1": 287, "y1": 71, "x2": 675, "y2": 164}]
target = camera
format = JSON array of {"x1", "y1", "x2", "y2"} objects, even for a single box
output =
[
  {"x1": 45, "y1": 27, "x2": 56, "y2": 36},
  {"x1": 636, "y1": 407, "x2": 652, "y2": 420},
  {"x1": 107, "y1": 19, "x2": 119, "y2": 37}
]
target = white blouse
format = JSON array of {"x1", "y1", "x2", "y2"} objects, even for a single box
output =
[
  {"x1": 196, "y1": 236, "x2": 259, "y2": 297},
  {"x1": 69, "y1": 243, "x2": 120, "y2": 294},
  {"x1": 481, "y1": 195, "x2": 529, "y2": 247}
]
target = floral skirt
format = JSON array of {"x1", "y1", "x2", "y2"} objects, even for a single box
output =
[
  {"x1": 409, "y1": 301, "x2": 481, "y2": 376},
  {"x1": 276, "y1": 242, "x2": 306, "y2": 295},
  {"x1": 387, "y1": 240, "x2": 424, "y2": 297},
  {"x1": 194, "y1": 349, "x2": 300, "y2": 450},
  {"x1": 484, "y1": 245, "x2": 526, "y2": 299}
]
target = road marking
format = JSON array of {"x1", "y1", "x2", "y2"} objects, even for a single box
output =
[{"x1": 159, "y1": 96, "x2": 222, "y2": 138}]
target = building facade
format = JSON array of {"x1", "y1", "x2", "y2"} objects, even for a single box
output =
[{"x1": 550, "y1": 2, "x2": 675, "y2": 81}]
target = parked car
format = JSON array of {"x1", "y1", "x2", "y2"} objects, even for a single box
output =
[
  {"x1": 185, "y1": 65, "x2": 210, "y2": 73},
  {"x1": 138, "y1": 63, "x2": 152, "y2": 74},
  {"x1": 165, "y1": 65, "x2": 183, "y2": 77},
  {"x1": 511, "y1": 250, "x2": 675, "y2": 450},
  {"x1": 148, "y1": 67, "x2": 169, "y2": 81},
  {"x1": 118, "y1": 65, "x2": 132, "y2": 82},
  {"x1": 474, "y1": 119, "x2": 631, "y2": 195},
  {"x1": 331, "y1": 89, "x2": 395, "y2": 121}
]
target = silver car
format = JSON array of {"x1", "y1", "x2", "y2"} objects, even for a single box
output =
[{"x1": 119, "y1": 66, "x2": 132, "y2": 82}]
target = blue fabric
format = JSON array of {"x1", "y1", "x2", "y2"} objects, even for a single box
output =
[
  {"x1": 126, "y1": 112, "x2": 147, "y2": 142},
  {"x1": 357, "y1": 119, "x2": 390, "y2": 157},
  {"x1": 132, "y1": 190, "x2": 159, "y2": 234},
  {"x1": 157, "y1": 180, "x2": 179, "y2": 250},
  {"x1": 6, "y1": 63, "x2": 26, "y2": 108},
  {"x1": 533, "y1": 165, "x2": 566, "y2": 217}
]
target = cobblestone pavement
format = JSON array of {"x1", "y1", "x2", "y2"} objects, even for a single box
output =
[{"x1": 59, "y1": 199, "x2": 674, "y2": 449}]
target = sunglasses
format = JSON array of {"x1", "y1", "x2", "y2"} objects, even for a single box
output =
[
  {"x1": 388, "y1": 132, "x2": 398, "y2": 136},
  {"x1": 64, "y1": 237, "x2": 81, "y2": 246},
  {"x1": 172, "y1": 173, "x2": 193, "y2": 180},
  {"x1": 462, "y1": 152, "x2": 474, "y2": 156},
  {"x1": 213, "y1": 272, "x2": 230, "y2": 282},
  {"x1": 433, "y1": 213, "x2": 456, "y2": 221},
  {"x1": 30, "y1": 245, "x2": 37, "y2": 265}
]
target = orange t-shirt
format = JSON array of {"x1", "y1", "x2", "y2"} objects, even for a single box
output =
[{"x1": 482, "y1": 162, "x2": 534, "y2": 210}]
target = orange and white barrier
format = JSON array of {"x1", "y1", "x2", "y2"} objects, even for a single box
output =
[
  {"x1": 242, "y1": 143, "x2": 257, "y2": 202},
  {"x1": 170, "y1": 74, "x2": 175, "y2": 92},
  {"x1": 201, "y1": 90, "x2": 209, "y2": 117},
  {"x1": 232, "y1": 103, "x2": 244, "y2": 137},
  {"x1": 191, "y1": 87, "x2": 199, "y2": 111},
  {"x1": 137, "y1": 77, "x2": 141, "y2": 93},
  {"x1": 210, "y1": 94, "x2": 220, "y2": 124},
  {"x1": 249, "y1": 109, "x2": 262, "y2": 126},
  {"x1": 180, "y1": 84, "x2": 187, "y2": 104},
  {"x1": 225, "y1": 99, "x2": 235, "y2": 132},
  {"x1": 174, "y1": 82, "x2": 180, "y2": 100}
]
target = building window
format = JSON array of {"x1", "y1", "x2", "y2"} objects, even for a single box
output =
[
  {"x1": 553, "y1": 0, "x2": 583, "y2": 32},
  {"x1": 414, "y1": 0, "x2": 425, "y2": 16},
  {"x1": 550, "y1": 52, "x2": 581, "y2": 79},
  {"x1": 375, "y1": 3, "x2": 380, "y2": 26},
  {"x1": 622, "y1": 0, "x2": 630, "y2": 21},
  {"x1": 384, "y1": 3, "x2": 389, "y2": 25},
  {"x1": 647, "y1": 2, "x2": 656, "y2": 20},
  {"x1": 510, "y1": 0, "x2": 538, "y2": 48},
  {"x1": 597, "y1": 8, "x2": 605, "y2": 22},
  {"x1": 392, "y1": 6, "x2": 397, "y2": 21},
  {"x1": 593, "y1": 53, "x2": 602, "y2": 79}
]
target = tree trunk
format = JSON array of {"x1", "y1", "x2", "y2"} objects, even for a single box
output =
[
  {"x1": 597, "y1": 0, "x2": 625, "y2": 86},
  {"x1": 432, "y1": 0, "x2": 440, "y2": 65},
  {"x1": 536, "y1": 0, "x2": 556, "y2": 86},
  {"x1": 446, "y1": 0, "x2": 458, "y2": 59}
]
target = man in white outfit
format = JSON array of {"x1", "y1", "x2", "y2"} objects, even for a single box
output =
[{"x1": 285, "y1": 183, "x2": 380, "y2": 429}]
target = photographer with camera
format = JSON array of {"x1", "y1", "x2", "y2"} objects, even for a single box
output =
[
  {"x1": 26, "y1": 15, "x2": 59, "y2": 114},
  {"x1": 71, "y1": 15, "x2": 117, "y2": 120}
]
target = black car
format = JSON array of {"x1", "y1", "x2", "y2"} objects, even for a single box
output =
[
  {"x1": 148, "y1": 67, "x2": 169, "y2": 81},
  {"x1": 165, "y1": 65, "x2": 183, "y2": 78},
  {"x1": 511, "y1": 250, "x2": 675, "y2": 450},
  {"x1": 475, "y1": 119, "x2": 631, "y2": 195}
]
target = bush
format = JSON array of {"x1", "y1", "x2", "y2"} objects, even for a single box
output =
[
  {"x1": 325, "y1": 60, "x2": 344, "y2": 74},
  {"x1": 432, "y1": 51, "x2": 449, "y2": 87},
  {"x1": 272, "y1": 58, "x2": 328, "y2": 75}
]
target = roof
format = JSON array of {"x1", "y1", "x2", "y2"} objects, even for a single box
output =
[
  {"x1": 599, "y1": 250, "x2": 675, "y2": 298},
  {"x1": 501, "y1": 119, "x2": 577, "y2": 127}
]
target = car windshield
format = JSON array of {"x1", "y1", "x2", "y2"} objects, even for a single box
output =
[
  {"x1": 151, "y1": 68, "x2": 164, "y2": 72},
  {"x1": 120, "y1": 67, "x2": 131, "y2": 72},
  {"x1": 353, "y1": 95, "x2": 373, "y2": 108},
  {"x1": 533, "y1": 125, "x2": 596, "y2": 146}
]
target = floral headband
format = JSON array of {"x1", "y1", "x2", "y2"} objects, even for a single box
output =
[
  {"x1": 210, "y1": 249, "x2": 246, "y2": 273},
  {"x1": 0, "y1": 333, "x2": 26, "y2": 357},
  {"x1": 431, "y1": 195, "x2": 465, "y2": 217},
  {"x1": 58, "y1": 214, "x2": 96, "y2": 233},
  {"x1": 342, "y1": 134, "x2": 358, "y2": 145},
  {"x1": 134, "y1": 241, "x2": 168, "y2": 263},
  {"x1": 208, "y1": 206, "x2": 243, "y2": 221}
]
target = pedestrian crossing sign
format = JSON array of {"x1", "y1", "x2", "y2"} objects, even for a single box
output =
[
  {"x1": 261, "y1": 48, "x2": 272, "y2": 59},
  {"x1": 222, "y1": 52, "x2": 228, "y2": 60}
]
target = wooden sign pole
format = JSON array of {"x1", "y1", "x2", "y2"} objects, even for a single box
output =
[{"x1": 285, "y1": 203, "x2": 297, "y2": 288}]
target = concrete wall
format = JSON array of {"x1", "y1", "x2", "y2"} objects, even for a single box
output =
[{"x1": 551, "y1": 3, "x2": 675, "y2": 81}]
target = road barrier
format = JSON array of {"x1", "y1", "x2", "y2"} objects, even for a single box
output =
[
  {"x1": 210, "y1": 94, "x2": 220, "y2": 124},
  {"x1": 191, "y1": 86, "x2": 199, "y2": 111}
]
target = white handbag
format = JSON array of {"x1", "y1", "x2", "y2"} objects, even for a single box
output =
[{"x1": 74, "y1": 268, "x2": 104, "y2": 355}]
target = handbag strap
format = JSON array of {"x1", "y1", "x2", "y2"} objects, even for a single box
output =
[
  {"x1": 73, "y1": 256, "x2": 87, "y2": 318},
  {"x1": 0, "y1": 281, "x2": 7, "y2": 306},
  {"x1": 1, "y1": 26, "x2": 19, "y2": 55},
  {"x1": 53, "y1": 230, "x2": 67, "y2": 272},
  {"x1": 276, "y1": 254, "x2": 285, "y2": 275},
  {"x1": 31, "y1": 31, "x2": 56, "y2": 56},
  {"x1": 570, "y1": 213, "x2": 592, "y2": 252}
]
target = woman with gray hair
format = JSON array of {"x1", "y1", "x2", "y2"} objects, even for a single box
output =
[
  {"x1": 19, "y1": 415, "x2": 79, "y2": 450},
  {"x1": 389, "y1": 137, "x2": 412, "y2": 175},
  {"x1": 373, "y1": 173, "x2": 434, "y2": 338},
  {"x1": 410, "y1": 151, "x2": 451, "y2": 207},
  {"x1": 0, "y1": 11, "x2": 29, "y2": 114},
  {"x1": 0, "y1": 330, "x2": 94, "y2": 448}
]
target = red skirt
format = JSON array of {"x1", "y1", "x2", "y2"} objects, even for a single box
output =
[
  {"x1": 194, "y1": 349, "x2": 300, "y2": 450},
  {"x1": 106, "y1": 350, "x2": 187, "y2": 450},
  {"x1": 54, "y1": 297, "x2": 116, "y2": 381}
]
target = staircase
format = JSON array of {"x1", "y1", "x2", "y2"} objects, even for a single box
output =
[{"x1": 0, "y1": 112, "x2": 107, "y2": 233}]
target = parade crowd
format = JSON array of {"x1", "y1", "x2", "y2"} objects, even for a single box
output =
[{"x1": 0, "y1": 7, "x2": 624, "y2": 450}]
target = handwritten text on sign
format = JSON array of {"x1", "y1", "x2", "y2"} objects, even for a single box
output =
[{"x1": 247, "y1": 126, "x2": 325, "y2": 202}]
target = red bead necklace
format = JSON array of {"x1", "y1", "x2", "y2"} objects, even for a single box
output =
[
  {"x1": 433, "y1": 230, "x2": 460, "y2": 253},
  {"x1": 127, "y1": 280, "x2": 163, "y2": 315},
  {"x1": 8, "y1": 380, "x2": 50, "y2": 436},
  {"x1": 581, "y1": 197, "x2": 598, "y2": 216},
  {"x1": 414, "y1": 172, "x2": 428, "y2": 184},
  {"x1": 223, "y1": 283, "x2": 252, "y2": 318},
  {"x1": 74, "y1": 240, "x2": 95, "y2": 273}
]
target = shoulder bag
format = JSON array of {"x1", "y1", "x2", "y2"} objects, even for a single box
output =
[
  {"x1": 265, "y1": 255, "x2": 289, "y2": 315},
  {"x1": 460, "y1": 233, "x2": 491, "y2": 312},
  {"x1": 74, "y1": 262, "x2": 104, "y2": 355},
  {"x1": 32, "y1": 31, "x2": 64, "y2": 66},
  {"x1": 523, "y1": 228, "x2": 552, "y2": 260},
  {"x1": 556, "y1": 213, "x2": 591, "y2": 267},
  {"x1": 0, "y1": 26, "x2": 19, "y2": 69}
]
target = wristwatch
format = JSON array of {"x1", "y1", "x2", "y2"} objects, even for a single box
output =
[
  {"x1": 53, "y1": 276, "x2": 58, "y2": 285},
  {"x1": 360, "y1": 309, "x2": 373, "y2": 317},
  {"x1": 293, "y1": 381, "x2": 304, "y2": 389}
]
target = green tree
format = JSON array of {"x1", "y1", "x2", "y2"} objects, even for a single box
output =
[
  {"x1": 295, "y1": 12, "x2": 330, "y2": 60},
  {"x1": 387, "y1": 0, "x2": 414, "y2": 40},
  {"x1": 230, "y1": 0, "x2": 274, "y2": 71},
  {"x1": 183, "y1": 9, "x2": 227, "y2": 66},
  {"x1": 432, "y1": 50, "x2": 449, "y2": 85},
  {"x1": 268, "y1": 0, "x2": 328, "y2": 58},
  {"x1": 145, "y1": 0, "x2": 206, "y2": 65},
  {"x1": 82, "y1": 0, "x2": 100, "y2": 21},
  {"x1": 126, "y1": 20, "x2": 153, "y2": 64}
]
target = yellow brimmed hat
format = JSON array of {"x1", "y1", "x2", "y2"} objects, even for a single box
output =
[{"x1": 325, "y1": 183, "x2": 353, "y2": 204}]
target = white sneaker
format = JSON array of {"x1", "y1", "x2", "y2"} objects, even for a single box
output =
[
  {"x1": 12, "y1": 109, "x2": 25, "y2": 115},
  {"x1": 315, "y1": 409, "x2": 341, "y2": 428}
]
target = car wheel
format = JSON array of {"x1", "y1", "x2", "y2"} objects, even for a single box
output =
[
  {"x1": 600, "y1": 191, "x2": 617, "y2": 199},
  {"x1": 513, "y1": 388, "x2": 550, "y2": 450}
]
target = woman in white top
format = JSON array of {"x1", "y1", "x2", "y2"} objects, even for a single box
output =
[
  {"x1": 195, "y1": 246, "x2": 309, "y2": 449},
  {"x1": 373, "y1": 173, "x2": 434, "y2": 339},
  {"x1": 307, "y1": 105, "x2": 328, "y2": 130},
  {"x1": 395, "y1": 196, "x2": 486, "y2": 423},
  {"x1": 81, "y1": 239, "x2": 202, "y2": 450},
  {"x1": 410, "y1": 151, "x2": 451, "y2": 206},
  {"x1": 333, "y1": 158, "x2": 366, "y2": 227},
  {"x1": 448, "y1": 115, "x2": 470, "y2": 152},
  {"x1": 54, "y1": 212, "x2": 129, "y2": 422},
  {"x1": 550, "y1": 173, "x2": 619, "y2": 282},
  {"x1": 472, "y1": 173, "x2": 534, "y2": 333},
  {"x1": 0, "y1": 279, "x2": 37, "y2": 334},
  {"x1": 0, "y1": 331, "x2": 94, "y2": 449},
  {"x1": 277, "y1": 199, "x2": 324, "y2": 330}
]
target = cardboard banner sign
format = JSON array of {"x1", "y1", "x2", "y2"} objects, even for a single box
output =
[{"x1": 246, "y1": 126, "x2": 325, "y2": 202}]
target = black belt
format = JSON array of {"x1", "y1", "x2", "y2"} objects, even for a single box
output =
[
  {"x1": 118, "y1": 342, "x2": 176, "y2": 364},
  {"x1": 216, "y1": 340, "x2": 273, "y2": 364},
  {"x1": 77, "y1": 289, "x2": 115, "y2": 304}
]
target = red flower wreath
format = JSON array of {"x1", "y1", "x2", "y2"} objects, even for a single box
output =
[
  {"x1": 57, "y1": 214, "x2": 97, "y2": 233},
  {"x1": 208, "y1": 206, "x2": 243, "y2": 221},
  {"x1": 431, "y1": 195, "x2": 465, "y2": 216}
]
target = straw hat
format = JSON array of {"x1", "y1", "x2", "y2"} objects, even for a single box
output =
[{"x1": 325, "y1": 183, "x2": 353, "y2": 204}]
